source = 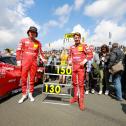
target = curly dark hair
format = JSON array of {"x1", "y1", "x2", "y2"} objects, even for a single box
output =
[{"x1": 100, "y1": 44, "x2": 109, "y2": 53}]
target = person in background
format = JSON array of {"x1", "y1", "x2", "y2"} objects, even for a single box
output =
[
  {"x1": 60, "y1": 49, "x2": 68, "y2": 66},
  {"x1": 4, "y1": 48, "x2": 13, "y2": 56},
  {"x1": 121, "y1": 47, "x2": 126, "y2": 99},
  {"x1": 16, "y1": 26, "x2": 46, "y2": 103},
  {"x1": 46, "y1": 51, "x2": 57, "y2": 81},
  {"x1": 59, "y1": 49, "x2": 68, "y2": 84},
  {"x1": 55, "y1": 51, "x2": 61, "y2": 65},
  {"x1": 108, "y1": 43, "x2": 124, "y2": 101},
  {"x1": 99, "y1": 44, "x2": 110, "y2": 95},
  {"x1": 90, "y1": 62, "x2": 101, "y2": 93},
  {"x1": 85, "y1": 45, "x2": 94, "y2": 94}
]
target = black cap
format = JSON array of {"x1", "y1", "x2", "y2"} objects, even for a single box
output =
[{"x1": 27, "y1": 26, "x2": 38, "y2": 37}]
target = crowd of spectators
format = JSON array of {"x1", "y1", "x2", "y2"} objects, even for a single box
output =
[
  {"x1": 42, "y1": 43, "x2": 126, "y2": 101},
  {"x1": 1, "y1": 43, "x2": 126, "y2": 101}
]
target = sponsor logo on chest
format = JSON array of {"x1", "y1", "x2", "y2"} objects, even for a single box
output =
[
  {"x1": 78, "y1": 45, "x2": 83, "y2": 51},
  {"x1": 33, "y1": 43, "x2": 38, "y2": 49}
]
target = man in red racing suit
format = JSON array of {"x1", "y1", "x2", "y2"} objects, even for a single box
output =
[
  {"x1": 85, "y1": 45, "x2": 94, "y2": 94},
  {"x1": 68, "y1": 32, "x2": 90, "y2": 111},
  {"x1": 16, "y1": 26, "x2": 46, "y2": 103}
]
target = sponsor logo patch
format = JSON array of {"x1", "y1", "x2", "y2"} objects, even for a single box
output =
[
  {"x1": 78, "y1": 46, "x2": 83, "y2": 51},
  {"x1": 34, "y1": 43, "x2": 38, "y2": 49}
]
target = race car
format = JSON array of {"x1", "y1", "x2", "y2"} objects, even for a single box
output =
[
  {"x1": 0, "y1": 56, "x2": 21, "y2": 99},
  {"x1": 0, "y1": 56, "x2": 44, "y2": 99}
]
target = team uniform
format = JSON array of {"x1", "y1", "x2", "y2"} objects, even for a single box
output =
[
  {"x1": 69, "y1": 43, "x2": 89, "y2": 110},
  {"x1": 85, "y1": 46, "x2": 94, "y2": 94},
  {"x1": 16, "y1": 38, "x2": 44, "y2": 95}
]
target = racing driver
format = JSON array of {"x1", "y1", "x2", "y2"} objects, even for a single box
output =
[
  {"x1": 16, "y1": 26, "x2": 46, "y2": 103},
  {"x1": 69, "y1": 32, "x2": 90, "y2": 111}
]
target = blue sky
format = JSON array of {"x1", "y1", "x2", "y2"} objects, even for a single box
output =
[
  {"x1": 0, "y1": 0, "x2": 126, "y2": 50},
  {"x1": 27, "y1": 0, "x2": 96, "y2": 44}
]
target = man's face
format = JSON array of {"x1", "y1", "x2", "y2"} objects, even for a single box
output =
[
  {"x1": 28, "y1": 31, "x2": 37, "y2": 39},
  {"x1": 74, "y1": 35, "x2": 81, "y2": 44}
]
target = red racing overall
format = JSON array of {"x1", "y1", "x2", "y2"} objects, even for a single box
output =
[
  {"x1": 16, "y1": 38, "x2": 44, "y2": 95},
  {"x1": 69, "y1": 43, "x2": 89, "y2": 110}
]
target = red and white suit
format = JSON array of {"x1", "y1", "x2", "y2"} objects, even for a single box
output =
[
  {"x1": 16, "y1": 38, "x2": 44, "y2": 95},
  {"x1": 69, "y1": 43, "x2": 90, "y2": 109},
  {"x1": 86, "y1": 48, "x2": 93, "y2": 61}
]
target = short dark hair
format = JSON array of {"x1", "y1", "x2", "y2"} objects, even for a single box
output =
[
  {"x1": 5, "y1": 48, "x2": 11, "y2": 53},
  {"x1": 112, "y1": 43, "x2": 118, "y2": 48},
  {"x1": 73, "y1": 32, "x2": 81, "y2": 38}
]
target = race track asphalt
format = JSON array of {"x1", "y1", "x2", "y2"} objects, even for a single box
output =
[{"x1": 0, "y1": 85, "x2": 126, "y2": 126}]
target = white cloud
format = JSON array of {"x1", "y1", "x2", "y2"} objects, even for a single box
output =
[
  {"x1": 0, "y1": 30, "x2": 14, "y2": 43},
  {"x1": 42, "y1": 1, "x2": 87, "y2": 36},
  {"x1": 89, "y1": 20, "x2": 126, "y2": 46},
  {"x1": 42, "y1": 4, "x2": 72, "y2": 37},
  {"x1": 84, "y1": 0, "x2": 126, "y2": 20},
  {"x1": 72, "y1": 24, "x2": 89, "y2": 41},
  {"x1": 53, "y1": 4, "x2": 72, "y2": 27},
  {"x1": 46, "y1": 21, "x2": 126, "y2": 50},
  {"x1": 43, "y1": 37, "x2": 74, "y2": 51},
  {"x1": 43, "y1": 20, "x2": 58, "y2": 31},
  {"x1": 43, "y1": 39, "x2": 64, "y2": 51},
  {"x1": 43, "y1": 24, "x2": 89, "y2": 50},
  {"x1": 0, "y1": 0, "x2": 39, "y2": 50},
  {"x1": 54, "y1": 4, "x2": 72, "y2": 16},
  {"x1": 74, "y1": 0, "x2": 85, "y2": 10},
  {"x1": 17, "y1": 0, "x2": 34, "y2": 15}
]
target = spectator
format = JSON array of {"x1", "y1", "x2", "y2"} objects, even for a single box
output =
[
  {"x1": 4, "y1": 48, "x2": 13, "y2": 56},
  {"x1": 108, "y1": 43, "x2": 124, "y2": 101},
  {"x1": 90, "y1": 62, "x2": 101, "y2": 93},
  {"x1": 85, "y1": 45, "x2": 94, "y2": 94},
  {"x1": 59, "y1": 49, "x2": 68, "y2": 84},
  {"x1": 99, "y1": 44, "x2": 110, "y2": 95}
]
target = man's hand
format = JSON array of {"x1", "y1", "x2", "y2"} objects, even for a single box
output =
[
  {"x1": 68, "y1": 60, "x2": 72, "y2": 66},
  {"x1": 80, "y1": 59, "x2": 87, "y2": 66},
  {"x1": 39, "y1": 54, "x2": 47, "y2": 64},
  {"x1": 17, "y1": 61, "x2": 21, "y2": 67}
]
